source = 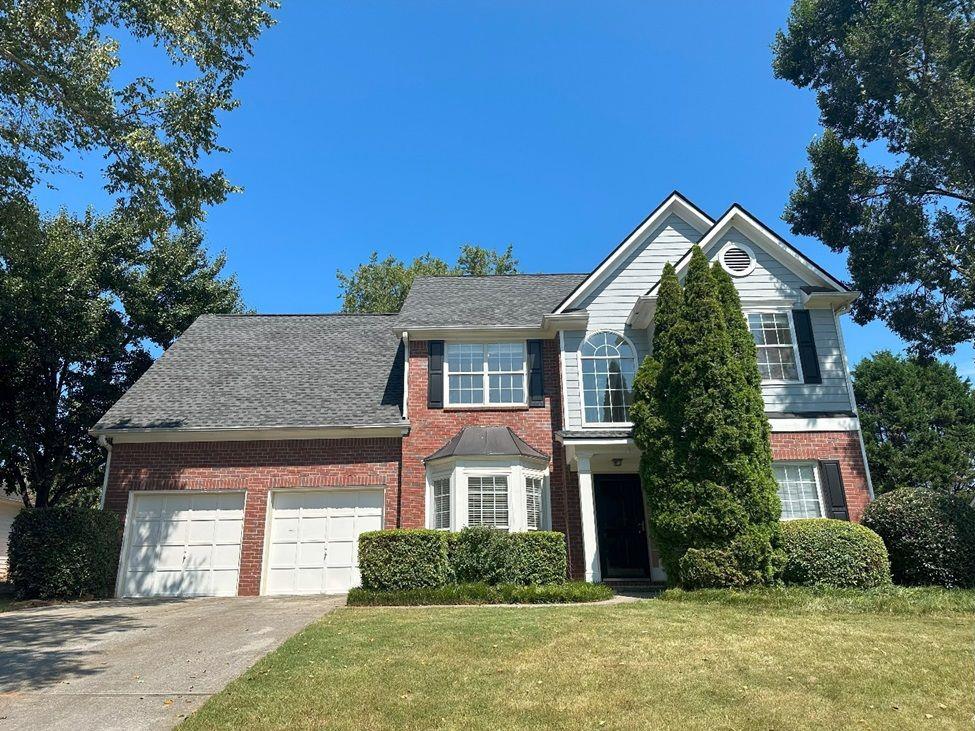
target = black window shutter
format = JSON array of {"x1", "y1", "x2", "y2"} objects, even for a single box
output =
[
  {"x1": 427, "y1": 340, "x2": 444, "y2": 409},
  {"x1": 819, "y1": 460, "x2": 849, "y2": 520},
  {"x1": 792, "y1": 309, "x2": 822, "y2": 384},
  {"x1": 527, "y1": 339, "x2": 545, "y2": 407}
]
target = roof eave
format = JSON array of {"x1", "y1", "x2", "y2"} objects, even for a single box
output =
[{"x1": 90, "y1": 422, "x2": 411, "y2": 443}]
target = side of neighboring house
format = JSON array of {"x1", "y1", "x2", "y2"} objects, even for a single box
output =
[
  {"x1": 92, "y1": 191, "x2": 873, "y2": 598},
  {"x1": 0, "y1": 497, "x2": 22, "y2": 581}
]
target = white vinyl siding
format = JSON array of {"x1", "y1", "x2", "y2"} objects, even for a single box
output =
[
  {"x1": 468, "y1": 476, "x2": 509, "y2": 529},
  {"x1": 432, "y1": 477, "x2": 451, "y2": 530},
  {"x1": 774, "y1": 463, "x2": 824, "y2": 520},
  {"x1": 446, "y1": 343, "x2": 526, "y2": 406}
]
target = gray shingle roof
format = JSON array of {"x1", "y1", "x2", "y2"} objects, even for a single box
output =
[
  {"x1": 93, "y1": 314, "x2": 405, "y2": 432},
  {"x1": 399, "y1": 274, "x2": 586, "y2": 328},
  {"x1": 425, "y1": 426, "x2": 549, "y2": 462}
]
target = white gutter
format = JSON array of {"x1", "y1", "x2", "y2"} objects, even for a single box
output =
[
  {"x1": 97, "y1": 435, "x2": 112, "y2": 509},
  {"x1": 401, "y1": 330, "x2": 409, "y2": 421}
]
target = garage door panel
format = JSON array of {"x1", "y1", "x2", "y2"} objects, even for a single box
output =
[
  {"x1": 325, "y1": 567, "x2": 354, "y2": 593},
  {"x1": 214, "y1": 518, "x2": 244, "y2": 543},
  {"x1": 299, "y1": 516, "x2": 327, "y2": 541},
  {"x1": 271, "y1": 516, "x2": 299, "y2": 541},
  {"x1": 325, "y1": 541, "x2": 354, "y2": 567},
  {"x1": 121, "y1": 492, "x2": 245, "y2": 598},
  {"x1": 264, "y1": 489, "x2": 383, "y2": 596},
  {"x1": 268, "y1": 541, "x2": 297, "y2": 565},
  {"x1": 297, "y1": 542, "x2": 326, "y2": 565}
]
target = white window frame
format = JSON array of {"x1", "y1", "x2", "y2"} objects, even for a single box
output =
[
  {"x1": 578, "y1": 330, "x2": 638, "y2": 428},
  {"x1": 443, "y1": 342, "x2": 528, "y2": 408},
  {"x1": 425, "y1": 460, "x2": 550, "y2": 532},
  {"x1": 773, "y1": 461, "x2": 826, "y2": 521},
  {"x1": 745, "y1": 309, "x2": 805, "y2": 385},
  {"x1": 426, "y1": 471, "x2": 453, "y2": 531}
]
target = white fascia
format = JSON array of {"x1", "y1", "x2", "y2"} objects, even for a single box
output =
[
  {"x1": 93, "y1": 423, "x2": 411, "y2": 443},
  {"x1": 767, "y1": 416, "x2": 860, "y2": 432}
]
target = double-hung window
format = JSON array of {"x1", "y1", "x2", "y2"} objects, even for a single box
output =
[
  {"x1": 446, "y1": 343, "x2": 526, "y2": 406},
  {"x1": 467, "y1": 476, "x2": 509, "y2": 529},
  {"x1": 747, "y1": 312, "x2": 802, "y2": 383},
  {"x1": 773, "y1": 463, "x2": 824, "y2": 520},
  {"x1": 525, "y1": 476, "x2": 544, "y2": 531}
]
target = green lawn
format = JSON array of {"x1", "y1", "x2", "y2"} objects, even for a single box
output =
[
  {"x1": 183, "y1": 589, "x2": 974, "y2": 730},
  {"x1": 0, "y1": 597, "x2": 14, "y2": 613}
]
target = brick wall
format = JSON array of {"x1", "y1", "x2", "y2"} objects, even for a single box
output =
[
  {"x1": 402, "y1": 339, "x2": 572, "y2": 550},
  {"x1": 105, "y1": 438, "x2": 401, "y2": 595},
  {"x1": 771, "y1": 430, "x2": 871, "y2": 521}
]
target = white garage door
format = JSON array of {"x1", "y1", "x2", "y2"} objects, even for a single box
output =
[
  {"x1": 120, "y1": 492, "x2": 245, "y2": 598},
  {"x1": 264, "y1": 489, "x2": 383, "y2": 595}
]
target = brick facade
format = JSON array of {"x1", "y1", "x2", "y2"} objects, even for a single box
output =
[
  {"x1": 770, "y1": 430, "x2": 872, "y2": 522},
  {"x1": 104, "y1": 343, "x2": 873, "y2": 594},
  {"x1": 104, "y1": 438, "x2": 401, "y2": 595}
]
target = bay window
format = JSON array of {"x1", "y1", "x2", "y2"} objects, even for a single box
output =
[{"x1": 426, "y1": 464, "x2": 550, "y2": 532}]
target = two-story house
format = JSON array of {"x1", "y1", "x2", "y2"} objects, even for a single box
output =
[{"x1": 93, "y1": 192, "x2": 873, "y2": 597}]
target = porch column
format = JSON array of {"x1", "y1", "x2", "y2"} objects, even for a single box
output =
[{"x1": 576, "y1": 453, "x2": 601, "y2": 583}]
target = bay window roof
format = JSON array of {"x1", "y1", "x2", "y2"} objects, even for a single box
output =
[{"x1": 424, "y1": 426, "x2": 548, "y2": 463}]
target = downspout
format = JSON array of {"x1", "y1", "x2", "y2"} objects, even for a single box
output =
[
  {"x1": 97, "y1": 435, "x2": 112, "y2": 510},
  {"x1": 833, "y1": 308, "x2": 875, "y2": 501},
  {"x1": 401, "y1": 331, "x2": 409, "y2": 421}
]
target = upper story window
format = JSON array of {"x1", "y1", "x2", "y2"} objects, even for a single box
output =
[
  {"x1": 445, "y1": 342, "x2": 526, "y2": 406},
  {"x1": 580, "y1": 331, "x2": 636, "y2": 424},
  {"x1": 747, "y1": 312, "x2": 802, "y2": 383}
]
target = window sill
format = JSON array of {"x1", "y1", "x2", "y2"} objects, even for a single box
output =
[{"x1": 443, "y1": 404, "x2": 529, "y2": 411}]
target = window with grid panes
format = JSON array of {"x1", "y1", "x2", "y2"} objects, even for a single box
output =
[
  {"x1": 445, "y1": 343, "x2": 526, "y2": 406},
  {"x1": 747, "y1": 312, "x2": 800, "y2": 382}
]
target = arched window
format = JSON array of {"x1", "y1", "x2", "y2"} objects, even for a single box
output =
[{"x1": 580, "y1": 331, "x2": 636, "y2": 424}]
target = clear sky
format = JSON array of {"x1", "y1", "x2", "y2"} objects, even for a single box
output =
[{"x1": 32, "y1": 1, "x2": 973, "y2": 373}]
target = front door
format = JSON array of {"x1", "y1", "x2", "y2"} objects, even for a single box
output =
[{"x1": 594, "y1": 474, "x2": 651, "y2": 579}]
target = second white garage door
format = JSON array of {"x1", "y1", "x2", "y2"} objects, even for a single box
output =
[{"x1": 264, "y1": 489, "x2": 383, "y2": 595}]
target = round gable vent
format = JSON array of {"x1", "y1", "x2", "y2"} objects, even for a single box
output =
[{"x1": 719, "y1": 244, "x2": 756, "y2": 277}]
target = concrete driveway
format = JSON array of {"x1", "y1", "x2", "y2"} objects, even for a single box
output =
[{"x1": 0, "y1": 595, "x2": 343, "y2": 730}]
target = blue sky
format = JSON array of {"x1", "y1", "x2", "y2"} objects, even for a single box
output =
[{"x1": 32, "y1": 1, "x2": 973, "y2": 372}]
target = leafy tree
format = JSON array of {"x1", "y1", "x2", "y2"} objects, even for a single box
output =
[
  {"x1": 0, "y1": 0, "x2": 277, "y2": 228},
  {"x1": 338, "y1": 244, "x2": 519, "y2": 313},
  {"x1": 0, "y1": 203, "x2": 243, "y2": 508},
  {"x1": 773, "y1": 0, "x2": 975, "y2": 356},
  {"x1": 854, "y1": 351, "x2": 975, "y2": 495},
  {"x1": 632, "y1": 251, "x2": 781, "y2": 588}
]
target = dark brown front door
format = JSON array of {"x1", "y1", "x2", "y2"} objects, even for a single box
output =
[{"x1": 594, "y1": 474, "x2": 651, "y2": 579}]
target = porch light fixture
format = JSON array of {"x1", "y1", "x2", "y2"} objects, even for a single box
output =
[{"x1": 612, "y1": 458, "x2": 623, "y2": 467}]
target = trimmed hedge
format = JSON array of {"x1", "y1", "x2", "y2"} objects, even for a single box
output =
[
  {"x1": 347, "y1": 581, "x2": 612, "y2": 606},
  {"x1": 862, "y1": 488, "x2": 975, "y2": 588},
  {"x1": 358, "y1": 527, "x2": 568, "y2": 591},
  {"x1": 358, "y1": 530, "x2": 451, "y2": 590},
  {"x1": 779, "y1": 519, "x2": 891, "y2": 589},
  {"x1": 8, "y1": 507, "x2": 123, "y2": 600}
]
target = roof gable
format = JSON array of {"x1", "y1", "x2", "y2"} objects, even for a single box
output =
[
  {"x1": 552, "y1": 191, "x2": 714, "y2": 314},
  {"x1": 646, "y1": 205, "x2": 849, "y2": 296}
]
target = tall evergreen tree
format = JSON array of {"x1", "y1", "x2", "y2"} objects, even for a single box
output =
[{"x1": 632, "y1": 249, "x2": 781, "y2": 587}]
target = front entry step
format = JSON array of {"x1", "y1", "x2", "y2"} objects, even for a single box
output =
[{"x1": 602, "y1": 578, "x2": 666, "y2": 594}]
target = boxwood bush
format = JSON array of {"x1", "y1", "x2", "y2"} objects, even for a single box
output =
[
  {"x1": 358, "y1": 529, "x2": 451, "y2": 591},
  {"x1": 359, "y1": 527, "x2": 568, "y2": 590},
  {"x1": 8, "y1": 507, "x2": 123, "y2": 600},
  {"x1": 862, "y1": 488, "x2": 975, "y2": 588},
  {"x1": 779, "y1": 519, "x2": 891, "y2": 589},
  {"x1": 347, "y1": 581, "x2": 611, "y2": 606}
]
